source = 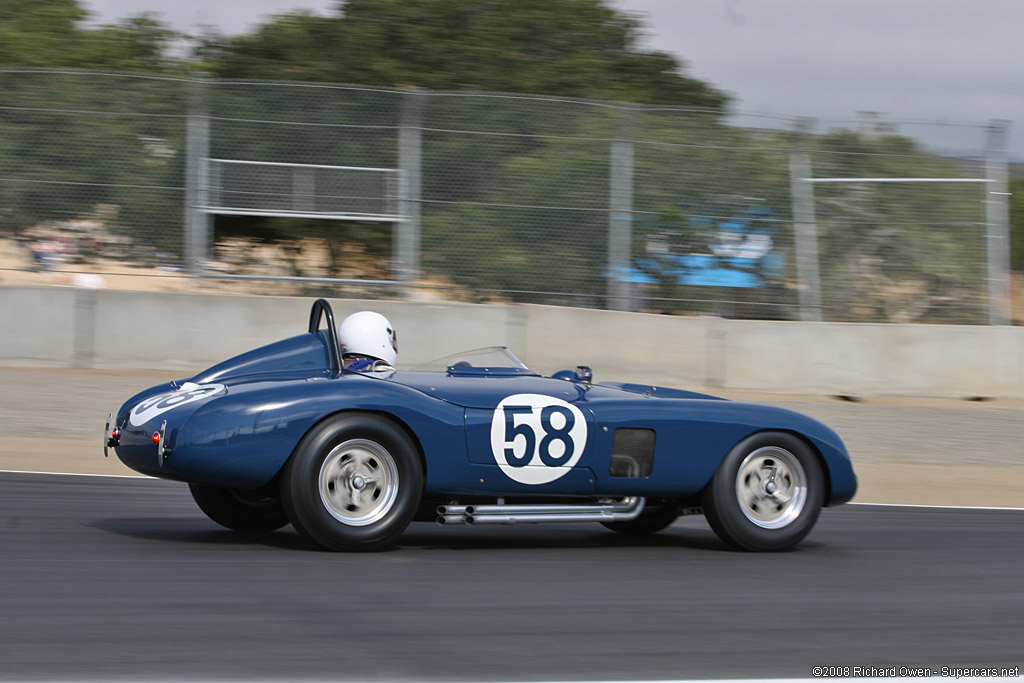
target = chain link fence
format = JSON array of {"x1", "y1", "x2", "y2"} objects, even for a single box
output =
[{"x1": 0, "y1": 69, "x2": 1011, "y2": 324}]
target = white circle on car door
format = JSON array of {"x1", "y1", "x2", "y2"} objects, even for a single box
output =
[{"x1": 489, "y1": 393, "x2": 587, "y2": 485}]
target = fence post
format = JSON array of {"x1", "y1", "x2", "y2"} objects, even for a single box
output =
[
  {"x1": 985, "y1": 119, "x2": 1012, "y2": 326},
  {"x1": 184, "y1": 78, "x2": 211, "y2": 275},
  {"x1": 396, "y1": 88, "x2": 423, "y2": 295},
  {"x1": 788, "y1": 118, "x2": 823, "y2": 322},
  {"x1": 608, "y1": 105, "x2": 635, "y2": 311}
]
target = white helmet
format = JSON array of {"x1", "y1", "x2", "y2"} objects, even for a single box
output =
[{"x1": 338, "y1": 311, "x2": 398, "y2": 366}]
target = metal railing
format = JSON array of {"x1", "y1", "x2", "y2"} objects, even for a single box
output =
[{"x1": 0, "y1": 69, "x2": 1012, "y2": 324}]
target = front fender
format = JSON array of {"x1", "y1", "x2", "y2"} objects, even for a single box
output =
[
  {"x1": 799, "y1": 422, "x2": 858, "y2": 506},
  {"x1": 703, "y1": 402, "x2": 857, "y2": 506}
]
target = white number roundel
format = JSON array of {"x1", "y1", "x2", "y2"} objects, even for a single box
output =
[
  {"x1": 129, "y1": 382, "x2": 226, "y2": 426},
  {"x1": 490, "y1": 393, "x2": 587, "y2": 485}
]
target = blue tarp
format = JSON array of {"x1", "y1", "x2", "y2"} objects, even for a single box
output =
[{"x1": 616, "y1": 206, "x2": 784, "y2": 289}]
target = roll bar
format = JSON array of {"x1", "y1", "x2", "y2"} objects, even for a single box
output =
[{"x1": 308, "y1": 298, "x2": 341, "y2": 373}]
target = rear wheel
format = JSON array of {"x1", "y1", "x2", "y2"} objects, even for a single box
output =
[
  {"x1": 702, "y1": 432, "x2": 824, "y2": 551},
  {"x1": 281, "y1": 413, "x2": 423, "y2": 551},
  {"x1": 188, "y1": 484, "x2": 289, "y2": 533}
]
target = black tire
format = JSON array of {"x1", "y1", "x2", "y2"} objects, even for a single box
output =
[
  {"x1": 702, "y1": 431, "x2": 824, "y2": 551},
  {"x1": 601, "y1": 502, "x2": 679, "y2": 535},
  {"x1": 188, "y1": 484, "x2": 289, "y2": 533},
  {"x1": 281, "y1": 413, "x2": 423, "y2": 551}
]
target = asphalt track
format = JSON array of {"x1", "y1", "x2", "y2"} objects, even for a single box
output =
[{"x1": 0, "y1": 472, "x2": 1020, "y2": 681}]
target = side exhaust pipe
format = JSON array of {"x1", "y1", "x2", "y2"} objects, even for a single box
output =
[
  {"x1": 436, "y1": 497, "x2": 645, "y2": 526},
  {"x1": 436, "y1": 514, "x2": 466, "y2": 525}
]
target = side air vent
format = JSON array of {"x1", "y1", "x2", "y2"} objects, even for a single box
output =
[{"x1": 609, "y1": 428, "x2": 656, "y2": 478}]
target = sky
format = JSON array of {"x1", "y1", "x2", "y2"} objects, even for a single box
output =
[{"x1": 79, "y1": 0, "x2": 1024, "y2": 158}]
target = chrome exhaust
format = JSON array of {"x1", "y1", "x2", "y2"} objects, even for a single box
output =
[
  {"x1": 436, "y1": 504, "x2": 471, "y2": 516},
  {"x1": 436, "y1": 497, "x2": 645, "y2": 526},
  {"x1": 436, "y1": 514, "x2": 467, "y2": 525}
]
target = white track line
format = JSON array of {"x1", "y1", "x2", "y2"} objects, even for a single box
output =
[
  {"x1": 848, "y1": 501, "x2": 1024, "y2": 512},
  {"x1": 0, "y1": 469, "x2": 155, "y2": 480},
  {"x1": 1, "y1": 469, "x2": 1021, "y2": 511}
]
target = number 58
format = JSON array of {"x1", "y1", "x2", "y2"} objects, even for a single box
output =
[{"x1": 502, "y1": 404, "x2": 577, "y2": 467}]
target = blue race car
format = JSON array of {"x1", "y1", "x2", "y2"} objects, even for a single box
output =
[{"x1": 106, "y1": 299, "x2": 856, "y2": 552}]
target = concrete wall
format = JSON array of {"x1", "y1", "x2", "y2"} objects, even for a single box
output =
[{"x1": 1, "y1": 286, "x2": 1021, "y2": 398}]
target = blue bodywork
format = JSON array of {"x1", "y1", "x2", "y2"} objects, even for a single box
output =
[{"x1": 113, "y1": 330, "x2": 857, "y2": 506}]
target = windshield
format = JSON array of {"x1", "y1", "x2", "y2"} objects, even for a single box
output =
[{"x1": 409, "y1": 346, "x2": 531, "y2": 373}]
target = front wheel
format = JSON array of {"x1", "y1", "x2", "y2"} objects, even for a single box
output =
[
  {"x1": 702, "y1": 432, "x2": 824, "y2": 551},
  {"x1": 188, "y1": 484, "x2": 289, "y2": 533},
  {"x1": 281, "y1": 413, "x2": 423, "y2": 551}
]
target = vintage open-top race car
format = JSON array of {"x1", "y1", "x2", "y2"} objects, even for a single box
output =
[{"x1": 106, "y1": 299, "x2": 856, "y2": 552}]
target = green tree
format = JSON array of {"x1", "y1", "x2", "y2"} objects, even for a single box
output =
[
  {"x1": 0, "y1": 1, "x2": 183, "y2": 71},
  {"x1": 420, "y1": 107, "x2": 793, "y2": 308},
  {"x1": 1010, "y1": 177, "x2": 1024, "y2": 273},
  {"x1": 77, "y1": 14, "x2": 182, "y2": 72},
  {"x1": 0, "y1": 0, "x2": 88, "y2": 67},
  {"x1": 201, "y1": 0, "x2": 727, "y2": 109},
  {"x1": 0, "y1": 70, "x2": 188, "y2": 254},
  {"x1": 0, "y1": 0, "x2": 190, "y2": 257},
  {"x1": 191, "y1": 0, "x2": 729, "y2": 286},
  {"x1": 810, "y1": 131, "x2": 990, "y2": 323}
]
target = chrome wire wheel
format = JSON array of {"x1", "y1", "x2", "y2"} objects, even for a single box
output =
[
  {"x1": 735, "y1": 446, "x2": 808, "y2": 529},
  {"x1": 318, "y1": 439, "x2": 399, "y2": 526}
]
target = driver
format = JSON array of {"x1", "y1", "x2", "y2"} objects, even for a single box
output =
[{"x1": 338, "y1": 311, "x2": 398, "y2": 372}]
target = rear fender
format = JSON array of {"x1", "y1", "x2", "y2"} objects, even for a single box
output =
[
  {"x1": 288, "y1": 408, "x2": 431, "y2": 488},
  {"x1": 169, "y1": 377, "x2": 465, "y2": 490}
]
